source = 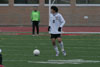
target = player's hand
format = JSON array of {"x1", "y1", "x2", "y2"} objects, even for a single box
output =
[
  {"x1": 58, "y1": 27, "x2": 61, "y2": 32},
  {"x1": 48, "y1": 26, "x2": 50, "y2": 31},
  {"x1": 38, "y1": 21, "x2": 40, "y2": 25}
]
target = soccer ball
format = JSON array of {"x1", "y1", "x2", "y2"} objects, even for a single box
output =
[{"x1": 33, "y1": 49, "x2": 40, "y2": 56}]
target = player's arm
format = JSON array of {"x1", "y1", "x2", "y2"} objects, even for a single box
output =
[
  {"x1": 39, "y1": 12, "x2": 40, "y2": 22},
  {"x1": 58, "y1": 14, "x2": 66, "y2": 31},
  {"x1": 48, "y1": 21, "x2": 51, "y2": 31},
  {"x1": 59, "y1": 14, "x2": 66, "y2": 27},
  {"x1": 48, "y1": 14, "x2": 52, "y2": 31},
  {"x1": 31, "y1": 11, "x2": 33, "y2": 21}
]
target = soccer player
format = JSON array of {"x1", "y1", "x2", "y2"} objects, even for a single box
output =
[
  {"x1": 31, "y1": 7, "x2": 40, "y2": 36},
  {"x1": 48, "y1": 6, "x2": 66, "y2": 56},
  {"x1": 0, "y1": 49, "x2": 4, "y2": 67}
]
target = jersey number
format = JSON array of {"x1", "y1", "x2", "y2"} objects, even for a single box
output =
[{"x1": 53, "y1": 20, "x2": 55, "y2": 23}]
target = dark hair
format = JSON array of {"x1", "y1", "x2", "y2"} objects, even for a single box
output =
[{"x1": 51, "y1": 6, "x2": 58, "y2": 12}]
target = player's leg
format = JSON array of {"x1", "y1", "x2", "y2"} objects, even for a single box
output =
[
  {"x1": 51, "y1": 34, "x2": 59, "y2": 56},
  {"x1": 51, "y1": 38, "x2": 59, "y2": 56},
  {"x1": 57, "y1": 37, "x2": 66, "y2": 56},
  {"x1": 36, "y1": 21, "x2": 39, "y2": 35},
  {"x1": 57, "y1": 38, "x2": 64, "y2": 51},
  {"x1": 32, "y1": 22, "x2": 35, "y2": 35}
]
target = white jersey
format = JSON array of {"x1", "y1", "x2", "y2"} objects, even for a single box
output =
[{"x1": 49, "y1": 13, "x2": 66, "y2": 34}]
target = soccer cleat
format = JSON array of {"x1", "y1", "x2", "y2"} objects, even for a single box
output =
[
  {"x1": 62, "y1": 51, "x2": 67, "y2": 56},
  {"x1": 32, "y1": 35, "x2": 35, "y2": 36},
  {"x1": 56, "y1": 51, "x2": 59, "y2": 56}
]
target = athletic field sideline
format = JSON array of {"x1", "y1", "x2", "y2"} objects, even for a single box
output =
[
  {"x1": 0, "y1": 27, "x2": 100, "y2": 35},
  {"x1": 0, "y1": 35, "x2": 100, "y2": 67}
]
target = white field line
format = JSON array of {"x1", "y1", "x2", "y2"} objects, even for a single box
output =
[
  {"x1": 63, "y1": 32, "x2": 100, "y2": 34},
  {"x1": 3, "y1": 54, "x2": 100, "y2": 58},
  {"x1": 28, "y1": 59, "x2": 100, "y2": 64},
  {"x1": 3, "y1": 59, "x2": 100, "y2": 64}
]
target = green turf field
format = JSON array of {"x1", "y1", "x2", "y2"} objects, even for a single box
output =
[{"x1": 0, "y1": 35, "x2": 100, "y2": 67}]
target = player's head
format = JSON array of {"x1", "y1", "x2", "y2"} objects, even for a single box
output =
[
  {"x1": 51, "y1": 6, "x2": 58, "y2": 13},
  {"x1": 34, "y1": 6, "x2": 38, "y2": 11}
]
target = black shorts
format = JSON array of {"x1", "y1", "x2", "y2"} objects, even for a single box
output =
[{"x1": 51, "y1": 34, "x2": 61, "y2": 39}]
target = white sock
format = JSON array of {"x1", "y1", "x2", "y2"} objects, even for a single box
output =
[
  {"x1": 59, "y1": 42, "x2": 64, "y2": 51},
  {"x1": 54, "y1": 45, "x2": 59, "y2": 53}
]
